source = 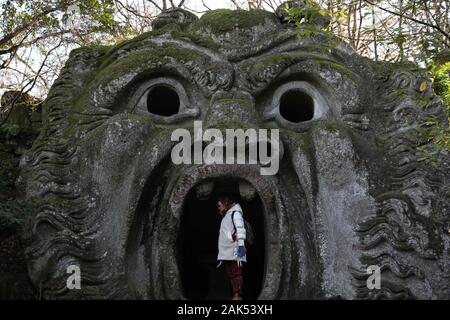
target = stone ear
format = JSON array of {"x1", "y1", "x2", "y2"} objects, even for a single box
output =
[{"x1": 152, "y1": 8, "x2": 199, "y2": 31}]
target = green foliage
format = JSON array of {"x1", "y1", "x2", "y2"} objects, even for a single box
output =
[
  {"x1": 0, "y1": 124, "x2": 21, "y2": 138},
  {"x1": 0, "y1": 152, "x2": 18, "y2": 199},
  {"x1": 0, "y1": 0, "x2": 124, "y2": 50},
  {"x1": 284, "y1": 0, "x2": 329, "y2": 24},
  {"x1": 417, "y1": 61, "x2": 450, "y2": 164},
  {"x1": 0, "y1": 137, "x2": 30, "y2": 233},
  {"x1": 283, "y1": 1, "x2": 332, "y2": 43},
  {"x1": 432, "y1": 61, "x2": 450, "y2": 107},
  {"x1": 394, "y1": 33, "x2": 407, "y2": 48},
  {"x1": 284, "y1": 0, "x2": 330, "y2": 35},
  {"x1": 0, "y1": 199, "x2": 32, "y2": 234}
]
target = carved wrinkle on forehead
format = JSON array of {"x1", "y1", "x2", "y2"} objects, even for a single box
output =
[{"x1": 82, "y1": 45, "x2": 235, "y2": 114}]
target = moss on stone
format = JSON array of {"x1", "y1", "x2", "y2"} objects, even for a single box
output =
[
  {"x1": 205, "y1": 98, "x2": 258, "y2": 125},
  {"x1": 312, "y1": 120, "x2": 379, "y2": 163},
  {"x1": 254, "y1": 53, "x2": 296, "y2": 70},
  {"x1": 99, "y1": 38, "x2": 198, "y2": 74},
  {"x1": 94, "y1": 9, "x2": 276, "y2": 66},
  {"x1": 74, "y1": 43, "x2": 201, "y2": 114},
  {"x1": 190, "y1": 9, "x2": 276, "y2": 34},
  {"x1": 100, "y1": 32, "x2": 153, "y2": 57},
  {"x1": 0, "y1": 149, "x2": 19, "y2": 200},
  {"x1": 369, "y1": 59, "x2": 422, "y2": 77},
  {"x1": 314, "y1": 59, "x2": 362, "y2": 85},
  {"x1": 210, "y1": 120, "x2": 257, "y2": 131},
  {"x1": 103, "y1": 44, "x2": 197, "y2": 77},
  {"x1": 153, "y1": 28, "x2": 221, "y2": 50},
  {"x1": 118, "y1": 112, "x2": 154, "y2": 123},
  {"x1": 214, "y1": 98, "x2": 254, "y2": 111},
  {"x1": 0, "y1": 199, "x2": 33, "y2": 234},
  {"x1": 394, "y1": 86, "x2": 433, "y2": 108},
  {"x1": 97, "y1": 27, "x2": 220, "y2": 69},
  {"x1": 314, "y1": 120, "x2": 354, "y2": 136}
]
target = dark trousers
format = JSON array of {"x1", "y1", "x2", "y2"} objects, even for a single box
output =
[{"x1": 224, "y1": 261, "x2": 243, "y2": 295}]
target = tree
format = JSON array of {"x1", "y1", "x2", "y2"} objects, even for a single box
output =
[{"x1": 0, "y1": 0, "x2": 160, "y2": 123}]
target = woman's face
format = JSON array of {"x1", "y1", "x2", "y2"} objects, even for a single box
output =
[{"x1": 217, "y1": 201, "x2": 226, "y2": 216}]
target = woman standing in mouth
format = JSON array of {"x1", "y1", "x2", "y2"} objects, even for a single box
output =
[{"x1": 216, "y1": 195, "x2": 247, "y2": 300}]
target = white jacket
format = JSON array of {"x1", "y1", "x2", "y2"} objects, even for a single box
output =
[{"x1": 217, "y1": 203, "x2": 247, "y2": 262}]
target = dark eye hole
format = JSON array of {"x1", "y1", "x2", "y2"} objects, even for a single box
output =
[
  {"x1": 279, "y1": 90, "x2": 314, "y2": 123},
  {"x1": 147, "y1": 85, "x2": 180, "y2": 117}
]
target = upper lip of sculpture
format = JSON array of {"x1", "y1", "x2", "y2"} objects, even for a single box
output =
[{"x1": 165, "y1": 163, "x2": 277, "y2": 220}]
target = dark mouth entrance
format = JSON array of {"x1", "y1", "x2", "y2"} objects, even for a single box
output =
[{"x1": 177, "y1": 178, "x2": 266, "y2": 300}]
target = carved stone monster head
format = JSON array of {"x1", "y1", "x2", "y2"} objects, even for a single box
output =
[{"x1": 19, "y1": 4, "x2": 450, "y2": 299}]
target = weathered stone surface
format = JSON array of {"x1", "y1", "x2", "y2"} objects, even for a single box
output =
[
  {"x1": 15, "y1": 3, "x2": 450, "y2": 299},
  {"x1": 152, "y1": 7, "x2": 199, "y2": 31},
  {"x1": 0, "y1": 91, "x2": 42, "y2": 134}
]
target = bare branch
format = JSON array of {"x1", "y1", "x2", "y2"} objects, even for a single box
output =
[
  {"x1": 1, "y1": 40, "x2": 62, "y2": 126},
  {"x1": 230, "y1": 0, "x2": 243, "y2": 10},
  {"x1": 116, "y1": 0, "x2": 153, "y2": 21},
  {"x1": 262, "y1": 0, "x2": 280, "y2": 11},
  {"x1": 363, "y1": 0, "x2": 450, "y2": 44},
  {"x1": 146, "y1": 0, "x2": 163, "y2": 11},
  {"x1": 201, "y1": 0, "x2": 212, "y2": 11}
]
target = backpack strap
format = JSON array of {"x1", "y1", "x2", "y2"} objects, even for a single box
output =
[
  {"x1": 231, "y1": 210, "x2": 237, "y2": 235},
  {"x1": 231, "y1": 210, "x2": 245, "y2": 244}
]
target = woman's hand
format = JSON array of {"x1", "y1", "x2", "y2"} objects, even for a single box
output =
[{"x1": 237, "y1": 246, "x2": 246, "y2": 258}]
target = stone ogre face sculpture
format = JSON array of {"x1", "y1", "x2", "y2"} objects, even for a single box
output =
[{"x1": 18, "y1": 6, "x2": 450, "y2": 299}]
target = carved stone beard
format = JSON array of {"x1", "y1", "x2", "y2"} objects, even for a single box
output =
[{"x1": 18, "y1": 6, "x2": 450, "y2": 300}]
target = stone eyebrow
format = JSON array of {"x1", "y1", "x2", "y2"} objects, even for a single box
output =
[
  {"x1": 235, "y1": 30, "x2": 363, "y2": 94},
  {"x1": 81, "y1": 43, "x2": 234, "y2": 111},
  {"x1": 240, "y1": 53, "x2": 297, "y2": 92},
  {"x1": 240, "y1": 51, "x2": 360, "y2": 95}
]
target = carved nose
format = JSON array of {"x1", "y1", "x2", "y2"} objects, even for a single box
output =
[
  {"x1": 204, "y1": 90, "x2": 260, "y2": 128},
  {"x1": 203, "y1": 90, "x2": 284, "y2": 165}
]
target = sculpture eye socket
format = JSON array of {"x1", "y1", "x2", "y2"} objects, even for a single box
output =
[
  {"x1": 279, "y1": 90, "x2": 314, "y2": 123},
  {"x1": 146, "y1": 85, "x2": 180, "y2": 117},
  {"x1": 261, "y1": 81, "x2": 330, "y2": 130},
  {"x1": 131, "y1": 78, "x2": 199, "y2": 123}
]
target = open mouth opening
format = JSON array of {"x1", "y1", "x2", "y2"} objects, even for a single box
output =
[
  {"x1": 126, "y1": 161, "x2": 284, "y2": 300},
  {"x1": 177, "y1": 178, "x2": 266, "y2": 300}
]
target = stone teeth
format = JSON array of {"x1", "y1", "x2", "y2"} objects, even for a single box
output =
[
  {"x1": 195, "y1": 180, "x2": 214, "y2": 200},
  {"x1": 239, "y1": 181, "x2": 256, "y2": 201}
]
